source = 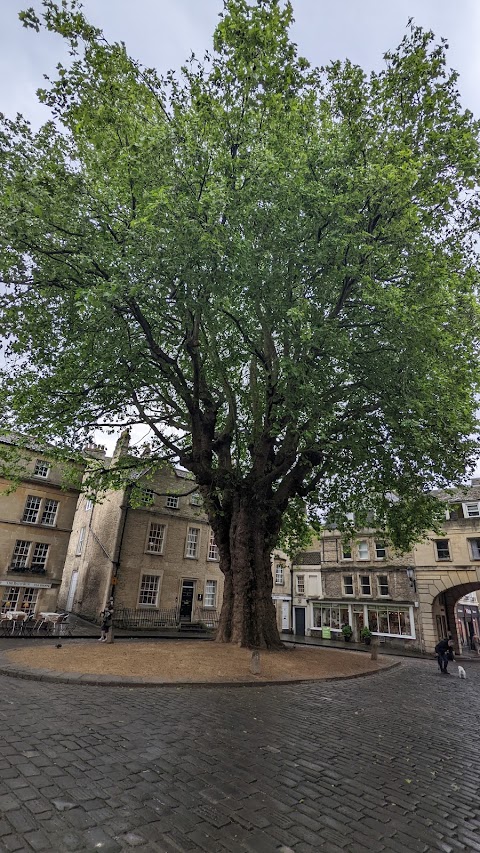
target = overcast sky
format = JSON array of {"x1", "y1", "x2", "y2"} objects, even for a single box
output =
[{"x1": 1, "y1": 1, "x2": 479, "y2": 456}]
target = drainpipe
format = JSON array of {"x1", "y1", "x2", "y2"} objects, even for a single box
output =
[{"x1": 106, "y1": 484, "x2": 131, "y2": 644}]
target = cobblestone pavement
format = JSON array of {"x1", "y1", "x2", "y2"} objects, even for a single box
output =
[{"x1": 0, "y1": 657, "x2": 479, "y2": 853}]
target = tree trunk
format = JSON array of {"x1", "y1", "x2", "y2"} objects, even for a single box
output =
[{"x1": 216, "y1": 499, "x2": 283, "y2": 649}]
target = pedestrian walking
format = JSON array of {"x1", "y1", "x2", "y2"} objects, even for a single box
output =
[
  {"x1": 99, "y1": 600, "x2": 113, "y2": 642},
  {"x1": 435, "y1": 638, "x2": 454, "y2": 674}
]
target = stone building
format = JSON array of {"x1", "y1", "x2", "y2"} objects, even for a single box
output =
[
  {"x1": 58, "y1": 439, "x2": 225, "y2": 626},
  {"x1": 413, "y1": 480, "x2": 480, "y2": 654},
  {"x1": 0, "y1": 436, "x2": 83, "y2": 616},
  {"x1": 293, "y1": 532, "x2": 419, "y2": 649},
  {"x1": 58, "y1": 434, "x2": 292, "y2": 632}
]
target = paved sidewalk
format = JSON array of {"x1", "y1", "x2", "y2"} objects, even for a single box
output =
[{"x1": 0, "y1": 656, "x2": 478, "y2": 852}]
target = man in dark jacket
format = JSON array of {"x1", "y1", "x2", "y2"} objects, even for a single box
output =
[{"x1": 435, "y1": 638, "x2": 454, "y2": 674}]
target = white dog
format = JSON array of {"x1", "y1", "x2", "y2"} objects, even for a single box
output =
[{"x1": 458, "y1": 665, "x2": 467, "y2": 679}]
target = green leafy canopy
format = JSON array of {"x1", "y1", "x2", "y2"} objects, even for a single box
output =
[{"x1": 1, "y1": 0, "x2": 480, "y2": 551}]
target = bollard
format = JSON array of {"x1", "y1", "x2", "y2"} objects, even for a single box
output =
[
  {"x1": 370, "y1": 638, "x2": 379, "y2": 661},
  {"x1": 250, "y1": 649, "x2": 261, "y2": 675}
]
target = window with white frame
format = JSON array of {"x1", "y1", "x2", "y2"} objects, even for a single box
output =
[
  {"x1": 463, "y1": 502, "x2": 480, "y2": 518},
  {"x1": 377, "y1": 574, "x2": 389, "y2": 597},
  {"x1": 275, "y1": 564, "x2": 284, "y2": 585},
  {"x1": 204, "y1": 579, "x2": 217, "y2": 608},
  {"x1": 469, "y1": 538, "x2": 480, "y2": 560},
  {"x1": 185, "y1": 526, "x2": 200, "y2": 558},
  {"x1": 33, "y1": 459, "x2": 50, "y2": 478},
  {"x1": 357, "y1": 540, "x2": 369, "y2": 560},
  {"x1": 22, "y1": 495, "x2": 42, "y2": 524},
  {"x1": 76, "y1": 527, "x2": 86, "y2": 556},
  {"x1": 207, "y1": 530, "x2": 219, "y2": 561},
  {"x1": 146, "y1": 522, "x2": 166, "y2": 554},
  {"x1": 138, "y1": 488, "x2": 155, "y2": 507},
  {"x1": 360, "y1": 575, "x2": 371, "y2": 595},
  {"x1": 190, "y1": 493, "x2": 202, "y2": 506},
  {"x1": 165, "y1": 495, "x2": 180, "y2": 509},
  {"x1": 138, "y1": 574, "x2": 160, "y2": 606},
  {"x1": 12, "y1": 540, "x2": 31, "y2": 568},
  {"x1": 341, "y1": 542, "x2": 352, "y2": 560},
  {"x1": 375, "y1": 541, "x2": 387, "y2": 559},
  {"x1": 31, "y1": 542, "x2": 49, "y2": 569},
  {"x1": 1, "y1": 587, "x2": 39, "y2": 616},
  {"x1": 367, "y1": 605, "x2": 413, "y2": 637},
  {"x1": 296, "y1": 574, "x2": 305, "y2": 594},
  {"x1": 85, "y1": 498, "x2": 93, "y2": 511},
  {"x1": 435, "y1": 539, "x2": 450, "y2": 560},
  {"x1": 342, "y1": 574, "x2": 354, "y2": 596},
  {"x1": 41, "y1": 499, "x2": 59, "y2": 526}
]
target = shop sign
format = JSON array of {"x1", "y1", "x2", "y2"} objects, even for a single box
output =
[{"x1": 0, "y1": 581, "x2": 52, "y2": 589}]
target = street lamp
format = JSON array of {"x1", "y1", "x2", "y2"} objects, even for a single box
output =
[{"x1": 406, "y1": 566, "x2": 417, "y2": 593}]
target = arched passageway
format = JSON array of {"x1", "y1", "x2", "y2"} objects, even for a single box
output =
[{"x1": 417, "y1": 569, "x2": 480, "y2": 653}]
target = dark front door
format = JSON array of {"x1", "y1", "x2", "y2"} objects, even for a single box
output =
[
  {"x1": 180, "y1": 581, "x2": 194, "y2": 621},
  {"x1": 294, "y1": 607, "x2": 306, "y2": 636}
]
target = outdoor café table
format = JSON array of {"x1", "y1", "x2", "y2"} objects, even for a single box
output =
[
  {"x1": 5, "y1": 611, "x2": 28, "y2": 633},
  {"x1": 37, "y1": 612, "x2": 64, "y2": 634}
]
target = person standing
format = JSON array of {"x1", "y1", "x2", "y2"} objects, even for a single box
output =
[
  {"x1": 99, "y1": 600, "x2": 113, "y2": 642},
  {"x1": 435, "y1": 638, "x2": 454, "y2": 674}
]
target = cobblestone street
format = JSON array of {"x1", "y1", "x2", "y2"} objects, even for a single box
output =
[{"x1": 0, "y1": 657, "x2": 479, "y2": 853}]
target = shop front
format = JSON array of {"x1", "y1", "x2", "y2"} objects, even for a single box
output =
[{"x1": 311, "y1": 601, "x2": 416, "y2": 644}]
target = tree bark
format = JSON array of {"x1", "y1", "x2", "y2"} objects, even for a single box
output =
[{"x1": 216, "y1": 499, "x2": 283, "y2": 649}]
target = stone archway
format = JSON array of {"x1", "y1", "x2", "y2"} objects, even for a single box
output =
[{"x1": 416, "y1": 567, "x2": 480, "y2": 653}]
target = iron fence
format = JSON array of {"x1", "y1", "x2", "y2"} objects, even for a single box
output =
[
  {"x1": 195, "y1": 608, "x2": 220, "y2": 629},
  {"x1": 112, "y1": 607, "x2": 180, "y2": 629}
]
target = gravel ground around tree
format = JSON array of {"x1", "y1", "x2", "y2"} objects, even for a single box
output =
[{"x1": 3, "y1": 639, "x2": 391, "y2": 683}]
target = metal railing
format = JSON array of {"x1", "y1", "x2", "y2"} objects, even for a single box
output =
[
  {"x1": 112, "y1": 607, "x2": 180, "y2": 629},
  {"x1": 8, "y1": 564, "x2": 47, "y2": 575},
  {"x1": 195, "y1": 608, "x2": 220, "y2": 629}
]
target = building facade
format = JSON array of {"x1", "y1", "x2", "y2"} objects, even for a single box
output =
[
  {"x1": 294, "y1": 533, "x2": 420, "y2": 649},
  {"x1": 0, "y1": 438, "x2": 82, "y2": 616},
  {"x1": 58, "y1": 452, "x2": 225, "y2": 626},
  {"x1": 413, "y1": 481, "x2": 480, "y2": 653}
]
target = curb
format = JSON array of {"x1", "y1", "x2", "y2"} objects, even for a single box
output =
[{"x1": 0, "y1": 658, "x2": 401, "y2": 689}]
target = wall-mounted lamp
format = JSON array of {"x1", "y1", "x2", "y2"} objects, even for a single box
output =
[{"x1": 406, "y1": 566, "x2": 417, "y2": 593}]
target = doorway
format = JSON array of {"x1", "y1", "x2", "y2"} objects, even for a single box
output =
[
  {"x1": 281, "y1": 601, "x2": 290, "y2": 631},
  {"x1": 294, "y1": 607, "x2": 306, "y2": 636},
  {"x1": 180, "y1": 580, "x2": 195, "y2": 622},
  {"x1": 66, "y1": 571, "x2": 78, "y2": 612}
]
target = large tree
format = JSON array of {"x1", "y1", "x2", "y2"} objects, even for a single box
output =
[{"x1": 1, "y1": 0, "x2": 479, "y2": 647}]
